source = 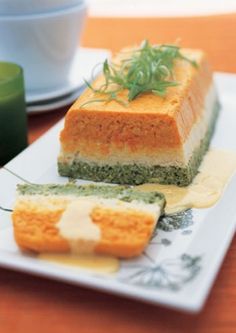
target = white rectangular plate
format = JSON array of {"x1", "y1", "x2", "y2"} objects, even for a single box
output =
[{"x1": 0, "y1": 72, "x2": 236, "y2": 313}]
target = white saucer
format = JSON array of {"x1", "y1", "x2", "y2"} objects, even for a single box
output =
[
  {"x1": 26, "y1": 47, "x2": 111, "y2": 105},
  {"x1": 26, "y1": 86, "x2": 86, "y2": 114}
]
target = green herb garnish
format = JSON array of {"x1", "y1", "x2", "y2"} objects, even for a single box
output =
[{"x1": 81, "y1": 40, "x2": 197, "y2": 107}]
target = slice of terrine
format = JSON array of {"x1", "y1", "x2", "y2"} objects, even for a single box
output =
[{"x1": 12, "y1": 183, "x2": 165, "y2": 258}]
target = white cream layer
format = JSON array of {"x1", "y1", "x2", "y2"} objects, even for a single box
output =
[
  {"x1": 59, "y1": 83, "x2": 217, "y2": 168},
  {"x1": 16, "y1": 194, "x2": 161, "y2": 217}
]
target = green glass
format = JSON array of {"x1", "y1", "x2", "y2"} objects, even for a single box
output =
[{"x1": 0, "y1": 62, "x2": 28, "y2": 166}]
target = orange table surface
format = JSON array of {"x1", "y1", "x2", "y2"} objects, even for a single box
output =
[{"x1": 2, "y1": 14, "x2": 236, "y2": 333}]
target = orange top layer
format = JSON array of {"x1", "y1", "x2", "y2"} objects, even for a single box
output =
[{"x1": 61, "y1": 48, "x2": 213, "y2": 154}]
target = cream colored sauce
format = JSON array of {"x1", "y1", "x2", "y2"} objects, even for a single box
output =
[
  {"x1": 57, "y1": 199, "x2": 101, "y2": 254},
  {"x1": 38, "y1": 253, "x2": 119, "y2": 274},
  {"x1": 136, "y1": 149, "x2": 236, "y2": 214}
]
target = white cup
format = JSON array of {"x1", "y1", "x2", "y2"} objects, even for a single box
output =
[
  {"x1": 0, "y1": 2, "x2": 87, "y2": 92},
  {"x1": 0, "y1": 0, "x2": 85, "y2": 15}
]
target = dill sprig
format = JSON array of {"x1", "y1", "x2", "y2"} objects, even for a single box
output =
[{"x1": 81, "y1": 40, "x2": 197, "y2": 107}]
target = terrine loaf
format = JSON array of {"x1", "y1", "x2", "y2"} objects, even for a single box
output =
[
  {"x1": 58, "y1": 42, "x2": 220, "y2": 186},
  {"x1": 12, "y1": 183, "x2": 165, "y2": 258}
]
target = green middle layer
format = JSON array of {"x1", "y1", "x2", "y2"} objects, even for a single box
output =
[{"x1": 58, "y1": 101, "x2": 220, "y2": 186}]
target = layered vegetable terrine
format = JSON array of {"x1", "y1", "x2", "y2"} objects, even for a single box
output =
[
  {"x1": 12, "y1": 183, "x2": 165, "y2": 258},
  {"x1": 58, "y1": 43, "x2": 220, "y2": 186}
]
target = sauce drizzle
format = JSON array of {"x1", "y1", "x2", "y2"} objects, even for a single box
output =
[{"x1": 136, "y1": 149, "x2": 236, "y2": 214}]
